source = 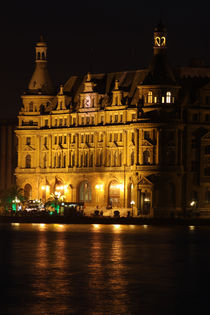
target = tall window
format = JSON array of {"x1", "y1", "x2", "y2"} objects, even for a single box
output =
[
  {"x1": 119, "y1": 152, "x2": 122, "y2": 166},
  {"x1": 26, "y1": 137, "x2": 31, "y2": 145},
  {"x1": 205, "y1": 145, "x2": 210, "y2": 154},
  {"x1": 131, "y1": 151, "x2": 134, "y2": 165},
  {"x1": 143, "y1": 150, "x2": 150, "y2": 165},
  {"x1": 25, "y1": 155, "x2": 31, "y2": 168},
  {"x1": 79, "y1": 181, "x2": 91, "y2": 202},
  {"x1": 29, "y1": 102, "x2": 33, "y2": 112},
  {"x1": 89, "y1": 153, "x2": 93, "y2": 167},
  {"x1": 148, "y1": 91, "x2": 153, "y2": 103},
  {"x1": 166, "y1": 91, "x2": 171, "y2": 103},
  {"x1": 24, "y1": 184, "x2": 32, "y2": 199},
  {"x1": 43, "y1": 154, "x2": 47, "y2": 168}
]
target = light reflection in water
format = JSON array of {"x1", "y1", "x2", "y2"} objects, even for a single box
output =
[{"x1": 30, "y1": 228, "x2": 69, "y2": 314}]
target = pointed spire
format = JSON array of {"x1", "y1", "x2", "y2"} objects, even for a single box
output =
[{"x1": 27, "y1": 37, "x2": 54, "y2": 94}]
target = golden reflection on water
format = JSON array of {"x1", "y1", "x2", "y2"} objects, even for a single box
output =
[
  {"x1": 30, "y1": 227, "x2": 69, "y2": 314},
  {"x1": 88, "y1": 224, "x2": 129, "y2": 313}
]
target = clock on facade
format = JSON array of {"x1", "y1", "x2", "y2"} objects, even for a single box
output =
[{"x1": 84, "y1": 95, "x2": 91, "y2": 107}]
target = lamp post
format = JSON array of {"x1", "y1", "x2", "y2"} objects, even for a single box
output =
[{"x1": 130, "y1": 200, "x2": 135, "y2": 217}]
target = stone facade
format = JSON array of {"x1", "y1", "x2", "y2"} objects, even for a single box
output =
[{"x1": 15, "y1": 24, "x2": 210, "y2": 217}]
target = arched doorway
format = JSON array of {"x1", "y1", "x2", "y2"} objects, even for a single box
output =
[
  {"x1": 137, "y1": 177, "x2": 153, "y2": 216},
  {"x1": 79, "y1": 181, "x2": 91, "y2": 202},
  {"x1": 108, "y1": 180, "x2": 120, "y2": 208},
  {"x1": 24, "y1": 184, "x2": 32, "y2": 200}
]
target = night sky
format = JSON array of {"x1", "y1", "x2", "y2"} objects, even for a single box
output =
[{"x1": 0, "y1": 0, "x2": 210, "y2": 120}]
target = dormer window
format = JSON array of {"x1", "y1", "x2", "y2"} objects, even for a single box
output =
[
  {"x1": 166, "y1": 91, "x2": 171, "y2": 103},
  {"x1": 148, "y1": 91, "x2": 153, "y2": 103}
]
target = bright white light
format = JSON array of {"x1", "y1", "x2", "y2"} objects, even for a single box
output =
[
  {"x1": 93, "y1": 224, "x2": 100, "y2": 229},
  {"x1": 113, "y1": 224, "x2": 121, "y2": 229},
  {"x1": 130, "y1": 200, "x2": 135, "y2": 205},
  {"x1": 190, "y1": 201, "x2": 196, "y2": 206}
]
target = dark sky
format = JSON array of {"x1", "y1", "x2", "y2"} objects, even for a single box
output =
[{"x1": 0, "y1": 0, "x2": 210, "y2": 120}]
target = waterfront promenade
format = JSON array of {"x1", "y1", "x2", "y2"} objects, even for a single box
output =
[{"x1": 1, "y1": 212, "x2": 210, "y2": 226}]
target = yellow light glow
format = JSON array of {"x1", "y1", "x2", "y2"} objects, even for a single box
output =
[
  {"x1": 40, "y1": 223, "x2": 45, "y2": 227},
  {"x1": 144, "y1": 198, "x2": 150, "y2": 202},
  {"x1": 41, "y1": 186, "x2": 45, "y2": 190},
  {"x1": 143, "y1": 225, "x2": 148, "y2": 229},
  {"x1": 130, "y1": 200, "x2": 135, "y2": 205},
  {"x1": 190, "y1": 201, "x2": 196, "y2": 206},
  {"x1": 189, "y1": 225, "x2": 195, "y2": 230},
  {"x1": 95, "y1": 184, "x2": 104, "y2": 191},
  {"x1": 11, "y1": 223, "x2": 20, "y2": 226},
  {"x1": 93, "y1": 224, "x2": 100, "y2": 229},
  {"x1": 113, "y1": 224, "x2": 121, "y2": 229}
]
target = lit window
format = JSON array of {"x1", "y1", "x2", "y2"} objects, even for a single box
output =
[
  {"x1": 148, "y1": 91, "x2": 153, "y2": 103},
  {"x1": 166, "y1": 91, "x2": 171, "y2": 103},
  {"x1": 25, "y1": 155, "x2": 31, "y2": 168},
  {"x1": 154, "y1": 96, "x2": 157, "y2": 103},
  {"x1": 162, "y1": 96, "x2": 165, "y2": 103},
  {"x1": 79, "y1": 181, "x2": 91, "y2": 202}
]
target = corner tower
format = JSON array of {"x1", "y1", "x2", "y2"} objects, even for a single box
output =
[{"x1": 28, "y1": 36, "x2": 54, "y2": 94}]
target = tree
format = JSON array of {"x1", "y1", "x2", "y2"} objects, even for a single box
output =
[{"x1": 0, "y1": 186, "x2": 26, "y2": 210}]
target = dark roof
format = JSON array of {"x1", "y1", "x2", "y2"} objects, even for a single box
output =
[{"x1": 142, "y1": 54, "x2": 176, "y2": 86}]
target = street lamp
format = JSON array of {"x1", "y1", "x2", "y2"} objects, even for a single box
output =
[{"x1": 130, "y1": 200, "x2": 135, "y2": 217}]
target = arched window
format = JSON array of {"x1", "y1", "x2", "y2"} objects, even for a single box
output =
[
  {"x1": 143, "y1": 150, "x2": 150, "y2": 165},
  {"x1": 108, "y1": 180, "x2": 121, "y2": 207},
  {"x1": 79, "y1": 181, "x2": 91, "y2": 202},
  {"x1": 148, "y1": 91, "x2": 153, "y2": 103},
  {"x1": 25, "y1": 155, "x2": 31, "y2": 168},
  {"x1": 166, "y1": 91, "x2": 171, "y2": 103},
  {"x1": 24, "y1": 184, "x2": 32, "y2": 199},
  {"x1": 131, "y1": 151, "x2": 134, "y2": 166}
]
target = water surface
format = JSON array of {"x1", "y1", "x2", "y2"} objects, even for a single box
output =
[{"x1": 0, "y1": 223, "x2": 210, "y2": 314}]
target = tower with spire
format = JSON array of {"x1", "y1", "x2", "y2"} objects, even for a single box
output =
[{"x1": 19, "y1": 37, "x2": 55, "y2": 115}]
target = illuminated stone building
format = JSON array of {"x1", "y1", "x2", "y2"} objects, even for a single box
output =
[{"x1": 15, "y1": 23, "x2": 210, "y2": 216}]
